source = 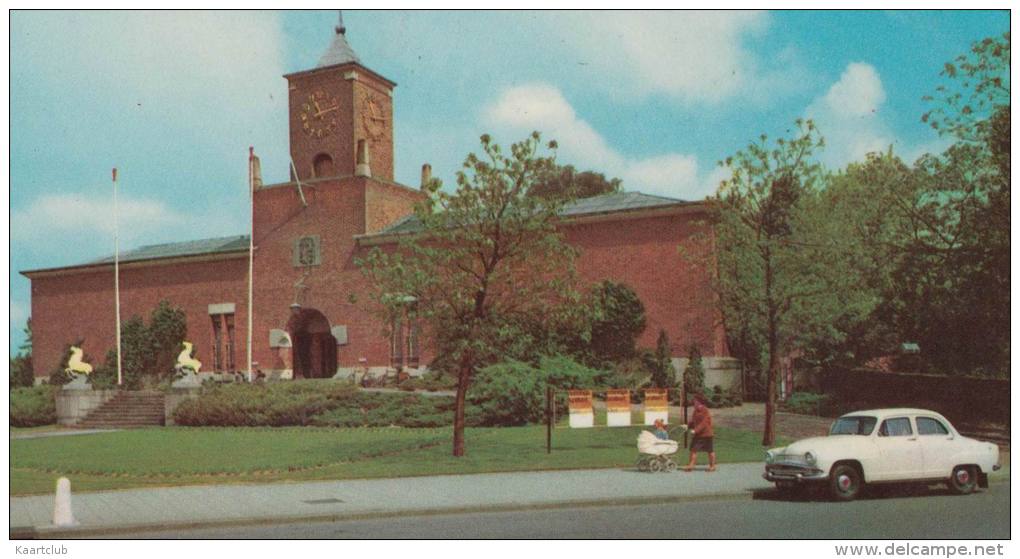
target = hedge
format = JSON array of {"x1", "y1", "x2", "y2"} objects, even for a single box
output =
[
  {"x1": 172, "y1": 380, "x2": 456, "y2": 427},
  {"x1": 10, "y1": 386, "x2": 57, "y2": 427}
]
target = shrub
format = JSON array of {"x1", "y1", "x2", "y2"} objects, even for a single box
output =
[
  {"x1": 703, "y1": 385, "x2": 742, "y2": 408},
  {"x1": 10, "y1": 386, "x2": 56, "y2": 427},
  {"x1": 9, "y1": 354, "x2": 35, "y2": 389},
  {"x1": 397, "y1": 370, "x2": 457, "y2": 392},
  {"x1": 649, "y1": 330, "x2": 676, "y2": 389},
  {"x1": 780, "y1": 392, "x2": 831, "y2": 416},
  {"x1": 172, "y1": 380, "x2": 455, "y2": 428},
  {"x1": 682, "y1": 345, "x2": 705, "y2": 403},
  {"x1": 467, "y1": 355, "x2": 607, "y2": 426}
]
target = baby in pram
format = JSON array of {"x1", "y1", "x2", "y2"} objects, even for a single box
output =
[{"x1": 636, "y1": 419, "x2": 686, "y2": 472}]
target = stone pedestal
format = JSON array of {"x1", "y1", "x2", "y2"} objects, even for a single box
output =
[
  {"x1": 171, "y1": 370, "x2": 201, "y2": 389},
  {"x1": 164, "y1": 387, "x2": 201, "y2": 426},
  {"x1": 62, "y1": 374, "x2": 91, "y2": 391}
]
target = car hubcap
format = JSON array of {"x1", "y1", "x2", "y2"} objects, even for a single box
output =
[
  {"x1": 838, "y1": 474, "x2": 853, "y2": 491},
  {"x1": 956, "y1": 469, "x2": 970, "y2": 484}
]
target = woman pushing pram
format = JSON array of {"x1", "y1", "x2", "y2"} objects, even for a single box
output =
[{"x1": 636, "y1": 419, "x2": 687, "y2": 472}]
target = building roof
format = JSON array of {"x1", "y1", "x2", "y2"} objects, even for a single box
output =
[
  {"x1": 368, "y1": 191, "x2": 698, "y2": 238},
  {"x1": 316, "y1": 14, "x2": 361, "y2": 68},
  {"x1": 21, "y1": 235, "x2": 250, "y2": 276},
  {"x1": 23, "y1": 192, "x2": 700, "y2": 275},
  {"x1": 86, "y1": 235, "x2": 250, "y2": 265}
]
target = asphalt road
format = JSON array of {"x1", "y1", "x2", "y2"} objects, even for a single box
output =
[{"x1": 104, "y1": 482, "x2": 1010, "y2": 539}]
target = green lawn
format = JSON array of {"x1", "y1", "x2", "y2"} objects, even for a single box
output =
[{"x1": 10, "y1": 425, "x2": 783, "y2": 496}]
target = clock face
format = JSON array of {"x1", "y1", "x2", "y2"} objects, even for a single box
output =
[
  {"x1": 299, "y1": 90, "x2": 340, "y2": 139},
  {"x1": 361, "y1": 93, "x2": 389, "y2": 140}
]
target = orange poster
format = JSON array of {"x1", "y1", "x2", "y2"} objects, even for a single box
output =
[
  {"x1": 643, "y1": 388, "x2": 669, "y2": 425},
  {"x1": 567, "y1": 389, "x2": 594, "y2": 428}
]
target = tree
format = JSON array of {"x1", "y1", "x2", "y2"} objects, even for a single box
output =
[
  {"x1": 682, "y1": 344, "x2": 705, "y2": 400},
  {"x1": 94, "y1": 300, "x2": 189, "y2": 388},
  {"x1": 922, "y1": 32, "x2": 1009, "y2": 144},
  {"x1": 358, "y1": 132, "x2": 580, "y2": 456},
  {"x1": 649, "y1": 330, "x2": 675, "y2": 389},
  {"x1": 715, "y1": 119, "x2": 830, "y2": 445},
  {"x1": 9, "y1": 318, "x2": 35, "y2": 388},
  {"x1": 529, "y1": 164, "x2": 622, "y2": 201},
  {"x1": 587, "y1": 280, "x2": 647, "y2": 366}
]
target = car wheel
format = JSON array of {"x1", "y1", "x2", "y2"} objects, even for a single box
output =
[
  {"x1": 829, "y1": 464, "x2": 863, "y2": 502},
  {"x1": 948, "y1": 465, "x2": 977, "y2": 495}
]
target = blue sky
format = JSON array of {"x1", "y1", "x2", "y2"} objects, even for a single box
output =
[{"x1": 8, "y1": 9, "x2": 1009, "y2": 355}]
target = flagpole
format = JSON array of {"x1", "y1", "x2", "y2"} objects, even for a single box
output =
[
  {"x1": 113, "y1": 168, "x2": 123, "y2": 386},
  {"x1": 247, "y1": 147, "x2": 255, "y2": 382}
]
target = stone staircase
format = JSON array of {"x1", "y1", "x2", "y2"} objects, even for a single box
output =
[{"x1": 77, "y1": 390, "x2": 165, "y2": 428}]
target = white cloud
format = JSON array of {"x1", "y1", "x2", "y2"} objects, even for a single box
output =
[
  {"x1": 484, "y1": 83, "x2": 720, "y2": 199},
  {"x1": 806, "y1": 62, "x2": 896, "y2": 169},
  {"x1": 10, "y1": 300, "x2": 30, "y2": 329},
  {"x1": 14, "y1": 10, "x2": 290, "y2": 182},
  {"x1": 552, "y1": 11, "x2": 801, "y2": 105},
  {"x1": 13, "y1": 192, "x2": 181, "y2": 239}
]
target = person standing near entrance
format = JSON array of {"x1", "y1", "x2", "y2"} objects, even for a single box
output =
[{"x1": 684, "y1": 394, "x2": 716, "y2": 472}]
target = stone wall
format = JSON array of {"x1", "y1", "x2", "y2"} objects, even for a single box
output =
[{"x1": 55, "y1": 389, "x2": 117, "y2": 426}]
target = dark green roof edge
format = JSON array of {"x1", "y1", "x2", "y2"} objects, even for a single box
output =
[{"x1": 21, "y1": 234, "x2": 250, "y2": 276}]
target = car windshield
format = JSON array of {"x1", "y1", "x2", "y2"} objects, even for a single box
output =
[{"x1": 830, "y1": 416, "x2": 877, "y2": 436}]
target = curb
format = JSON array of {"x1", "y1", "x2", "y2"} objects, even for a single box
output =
[
  {"x1": 14, "y1": 491, "x2": 754, "y2": 539},
  {"x1": 14, "y1": 474, "x2": 1010, "y2": 539}
]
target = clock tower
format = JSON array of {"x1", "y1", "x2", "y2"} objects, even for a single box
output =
[{"x1": 284, "y1": 14, "x2": 395, "y2": 182}]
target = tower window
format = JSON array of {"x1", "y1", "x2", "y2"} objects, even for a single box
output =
[{"x1": 313, "y1": 153, "x2": 334, "y2": 177}]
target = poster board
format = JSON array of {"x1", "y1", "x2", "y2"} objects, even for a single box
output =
[
  {"x1": 606, "y1": 389, "x2": 631, "y2": 426},
  {"x1": 643, "y1": 388, "x2": 669, "y2": 426},
  {"x1": 567, "y1": 389, "x2": 594, "y2": 428}
]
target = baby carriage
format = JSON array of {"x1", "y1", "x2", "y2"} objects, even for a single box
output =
[{"x1": 636, "y1": 430, "x2": 680, "y2": 472}]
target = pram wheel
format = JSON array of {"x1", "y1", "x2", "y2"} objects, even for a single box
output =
[
  {"x1": 636, "y1": 456, "x2": 650, "y2": 472},
  {"x1": 649, "y1": 459, "x2": 664, "y2": 472},
  {"x1": 663, "y1": 459, "x2": 678, "y2": 473}
]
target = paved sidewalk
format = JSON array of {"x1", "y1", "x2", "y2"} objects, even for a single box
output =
[{"x1": 11, "y1": 464, "x2": 771, "y2": 537}]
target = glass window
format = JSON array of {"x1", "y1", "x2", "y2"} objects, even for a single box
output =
[
  {"x1": 211, "y1": 315, "x2": 223, "y2": 371},
  {"x1": 390, "y1": 315, "x2": 404, "y2": 368},
  {"x1": 830, "y1": 416, "x2": 877, "y2": 436},
  {"x1": 879, "y1": 417, "x2": 914, "y2": 437},
  {"x1": 917, "y1": 417, "x2": 950, "y2": 436},
  {"x1": 224, "y1": 314, "x2": 236, "y2": 371}
]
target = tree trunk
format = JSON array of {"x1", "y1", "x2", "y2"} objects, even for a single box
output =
[
  {"x1": 762, "y1": 244, "x2": 779, "y2": 447},
  {"x1": 452, "y1": 359, "x2": 471, "y2": 457}
]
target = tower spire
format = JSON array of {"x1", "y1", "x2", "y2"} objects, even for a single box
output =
[
  {"x1": 335, "y1": 10, "x2": 346, "y2": 35},
  {"x1": 317, "y1": 10, "x2": 360, "y2": 67}
]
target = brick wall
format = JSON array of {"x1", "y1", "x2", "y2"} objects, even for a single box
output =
[
  {"x1": 29, "y1": 198, "x2": 726, "y2": 379},
  {"x1": 30, "y1": 256, "x2": 248, "y2": 378}
]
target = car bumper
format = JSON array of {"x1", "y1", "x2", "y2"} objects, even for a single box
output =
[{"x1": 764, "y1": 464, "x2": 827, "y2": 482}]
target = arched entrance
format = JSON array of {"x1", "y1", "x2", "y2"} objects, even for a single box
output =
[{"x1": 288, "y1": 308, "x2": 338, "y2": 379}]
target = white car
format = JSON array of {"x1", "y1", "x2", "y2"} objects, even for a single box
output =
[{"x1": 763, "y1": 408, "x2": 1001, "y2": 501}]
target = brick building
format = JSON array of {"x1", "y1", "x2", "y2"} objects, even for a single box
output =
[{"x1": 22, "y1": 20, "x2": 734, "y2": 384}]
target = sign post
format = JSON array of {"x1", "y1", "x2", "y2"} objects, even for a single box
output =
[{"x1": 546, "y1": 385, "x2": 553, "y2": 454}]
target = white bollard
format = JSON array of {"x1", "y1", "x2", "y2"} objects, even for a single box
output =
[{"x1": 52, "y1": 477, "x2": 77, "y2": 527}]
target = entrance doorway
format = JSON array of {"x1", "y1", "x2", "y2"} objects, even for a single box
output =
[{"x1": 288, "y1": 308, "x2": 338, "y2": 379}]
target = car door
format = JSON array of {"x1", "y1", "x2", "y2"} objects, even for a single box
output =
[
  {"x1": 872, "y1": 416, "x2": 924, "y2": 480},
  {"x1": 915, "y1": 416, "x2": 956, "y2": 479}
]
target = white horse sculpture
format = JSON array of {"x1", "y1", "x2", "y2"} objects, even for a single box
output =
[
  {"x1": 64, "y1": 346, "x2": 93, "y2": 377},
  {"x1": 175, "y1": 341, "x2": 202, "y2": 373}
]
